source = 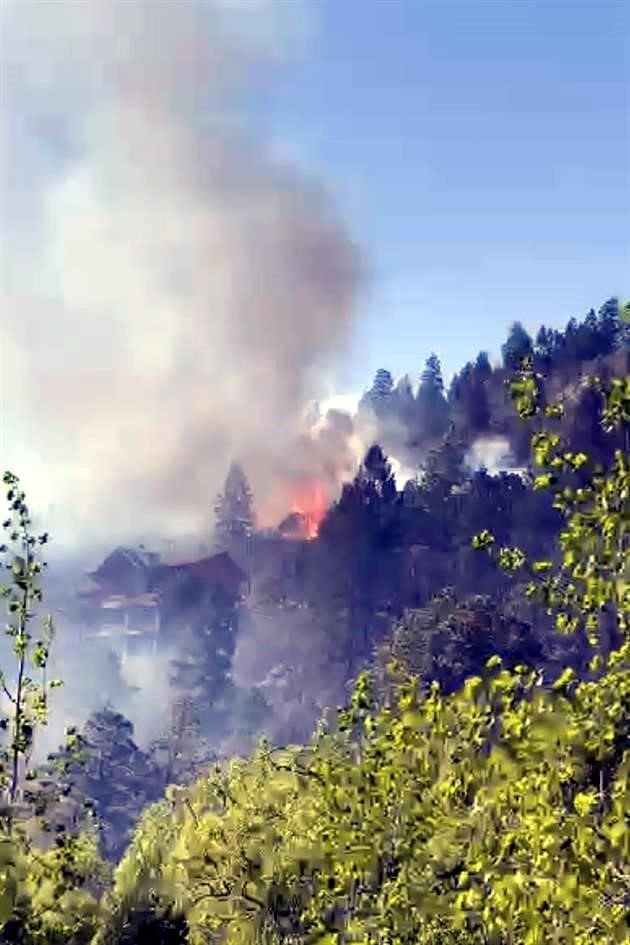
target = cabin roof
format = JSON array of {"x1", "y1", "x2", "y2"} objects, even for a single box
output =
[
  {"x1": 160, "y1": 552, "x2": 247, "y2": 590},
  {"x1": 84, "y1": 549, "x2": 247, "y2": 600}
]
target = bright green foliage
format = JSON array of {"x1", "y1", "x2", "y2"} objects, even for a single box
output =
[
  {"x1": 103, "y1": 747, "x2": 314, "y2": 944},
  {"x1": 1, "y1": 829, "x2": 108, "y2": 944},
  {"x1": 100, "y1": 645, "x2": 629, "y2": 943}
]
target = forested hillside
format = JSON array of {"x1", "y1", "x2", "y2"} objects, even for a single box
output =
[
  {"x1": 0, "y1": 300, "x2": 628, "y2": 943},
  {"x1": 231, "y1": 300, "x2": 628, "y2": 744}
]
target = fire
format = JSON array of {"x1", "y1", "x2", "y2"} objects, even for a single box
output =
[{"x1": 290, "y1": 479, "x2": 328, "y2": 539}]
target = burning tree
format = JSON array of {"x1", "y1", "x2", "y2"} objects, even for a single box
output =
[{"x1": 279, "y1": 479, "x2": 329, "y2": 540}]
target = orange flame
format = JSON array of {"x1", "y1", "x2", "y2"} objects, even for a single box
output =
[{"x1": 290, "y1": 479, "x2": 328, "y2": 539}]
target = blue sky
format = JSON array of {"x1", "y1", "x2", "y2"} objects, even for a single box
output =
[{"x1": 252, "y1": 0, "x2": 629, "y2": 392}]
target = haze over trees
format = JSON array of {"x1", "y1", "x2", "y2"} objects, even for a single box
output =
[
  {"x1": 0, "y1": 298, "x2": 628, "y2": 942},
  {"x1": 213, "y1": 463, "x2": 256, "y2": 561}
]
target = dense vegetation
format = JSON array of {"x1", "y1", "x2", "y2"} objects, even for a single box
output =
[{"x1": 0, "y1": 300, "x2": 628, "y2": 942}]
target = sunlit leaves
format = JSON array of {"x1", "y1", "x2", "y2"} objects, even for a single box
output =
[
  {"x1": 103, "y1": 612, "x2": 629, "y2": 943},
  {"x1": 497, "y1": 546, "x2": 527, "y2": 572},
  {"x1": 471, "y1": 530, "x2": 494, "y2": 551},
  {"x1": 533, "y1": 473, "x2": 555, "y2": 491}
]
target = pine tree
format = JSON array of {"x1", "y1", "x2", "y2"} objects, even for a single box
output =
[
  {"x1": 474, "y1": 350, "x2": 492, "y2": 380},
  {"x1": 168, "y1": 580, "x2": 240, "y2": 748},
  {"x1": 414, "y1": 353, "x2": 450, "y2": 443},
  {"x1": 535, "y1": 325, "x2": 555, "y2": 363},
  {"x1": 420, "y1": 352, "x2": 444, "y2": 394},
  {"x1": 360, "y1": 368, "x2": 395, "y2": 421},
  {"x1": 63, "y1": 708, "x2": 164, "y2": 863},
  {"x1": 214, "y1": 463, "x2": 255, "y2": 554},
  {"x1": 449, "y1": 358, "x2": 491, "y2": 435},
  {"x1": 501, "y1": 321, "x2": 533, "y2": 370},
  {"x1": 370, "y1": 368, "x2": 394, "y2": 400},
  {"x1": 596, "y1": 296, "x2": 620, "y2": 353},
  {"x1": 359, "y1": 444, "x2": 398, "y2": 504}
]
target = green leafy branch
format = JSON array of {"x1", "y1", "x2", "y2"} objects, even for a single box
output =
[{"x1": 0, "y1": 471, "x2": 62, "y2": 809}]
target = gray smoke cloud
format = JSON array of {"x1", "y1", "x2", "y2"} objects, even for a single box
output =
[{"x1": 1, "y1": 0, "x2": 362, "y2": 553}]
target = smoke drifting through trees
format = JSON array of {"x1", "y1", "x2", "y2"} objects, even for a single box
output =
[{"x1": 1, "y1": 0, "x2": 363, "y2": 553}]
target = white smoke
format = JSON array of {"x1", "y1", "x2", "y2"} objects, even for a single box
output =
[
  {"x1": 467, "y1": 436, "x2": 519, "y2": 475},
  {"x1": 0, "y1": 0, "x2": 362, "y2": 552}
]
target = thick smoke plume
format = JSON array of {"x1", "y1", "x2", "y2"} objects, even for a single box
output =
[{"x1": 1, "y1": 0, "x2": 362, "y2": 552}]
